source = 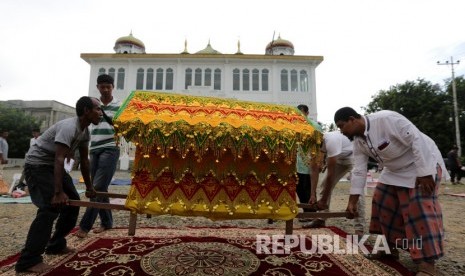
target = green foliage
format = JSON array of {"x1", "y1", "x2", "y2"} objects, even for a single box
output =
[
  {"x1": 364, "y1": 78, "x2": 458, "y2": 156},
  {"x1": 0, "y1": 103, "x2": 40, "y2": 158}
]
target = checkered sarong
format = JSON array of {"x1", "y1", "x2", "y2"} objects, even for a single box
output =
[{"x1": 369, "y1": 167, "x2": 444, "y2": 263}]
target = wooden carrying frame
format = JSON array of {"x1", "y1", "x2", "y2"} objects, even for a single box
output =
[{"x1": 68, "y1": 194, "x2": 354, "y2": 236}]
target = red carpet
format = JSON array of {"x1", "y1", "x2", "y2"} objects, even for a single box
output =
[{"x1": 0, "y1": 227, "x2": 413, "y2": 275}]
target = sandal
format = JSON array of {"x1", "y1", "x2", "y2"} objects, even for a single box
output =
[{"x1": 45, "y1": 246, "x2": 76, "y2": 255}]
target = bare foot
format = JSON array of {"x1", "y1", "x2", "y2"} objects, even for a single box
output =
[
  {"x1": 417, "y1": 262, "x2": 437, "y2": 276},
  {"x1": 92, "y1": 226, "x2": 110, "y2": 234},
  {"x1": 74, "y1": 228, "x2": 88, "y2": 238},
  {"x1": 26, "y1": 262, "x2": 52, "y2": 273}
]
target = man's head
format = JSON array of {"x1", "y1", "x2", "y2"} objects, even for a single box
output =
[
  {"x1": 297, "y1": 104, "x2": 309, "y2": 116},
  {"x1": 76, "y1": 96, "x2": 102, "y2": 126},
  {"x1": 334, "y1": 107, "x2": 363, "y2": 140},
  {"x1": 96, "y1": 74, "x2": 114, "y2": 99},
  {"x1": 0, "y1": 130, "x2": 8, "y2": 139}
]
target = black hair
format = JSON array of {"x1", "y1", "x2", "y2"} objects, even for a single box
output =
[
  {"x1": 334, "y1": 107, "x2": 362, "y2": 123},
  {"x1": 297, "y1": 104, "x2": 309, "y2": 113},
  {"x1": 97, "y1": 74, "x2": 114, "y2": 86},
  {"x1": 76, "y1": 96, "x2": 94, "y2": 116},
  {"x1": 32, "y1": 128, "x2": 40, "y2": 132}
]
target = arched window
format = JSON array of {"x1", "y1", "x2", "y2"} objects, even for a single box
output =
[
  {"x1": 214, "y1": 69, "x2": 221, "y2": 90},
  {"x1": 117, "y1": 68, "x2": 125, "y2": 90},
  {"x1": 291, "y1": 69, "x2": 298, "y2": 91},
  {"x1": 156, "y1": 68, "x2": 163, "y2": 90},
  {"x1": 136, "y1": 68, "x2": 144, "y2": 90},
  {"x1": 108, "y1": 68, "x2": 116, "y2": 80},
  {"x1": 242, "y1": 69, "x2": 250, "y2": 91},
  {"x1": 204, "y1": 68, "x2": 212, "y2": 86},
  {"x1": 195, "y1": 68, "x2": 202, "y2": 86},
  {"x1": 300, "y1": 70, "x2": 308, "y2": 91},
  {"x1": 166, "y1": 68, "x2": 174, "y2": 90},
  {"x1": 233, "y1": 69, "x2": 240, "y2": 91},
  {"x1": 185, "y1": 68, "x2": 192, "y2": 89},
  {"x1": 262, "y1": 69, "x2": 269, "y2": 91},
  {"x1": 98, "y1": 68, "x2": 106, "y2": 75},
  {"x1": 252, "y1": 69, "x2": 259, "y2": 91},
  {"x1": 281, "y1": 69, "x2": 288, "y2": 91},
  {"x1": 146, "y1": 68, "x2": 154, "y2": 90}
]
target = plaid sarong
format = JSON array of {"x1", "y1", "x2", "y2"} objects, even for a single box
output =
[{"x1": 369, "y1": 167, "x2": 444, "y2": 263}]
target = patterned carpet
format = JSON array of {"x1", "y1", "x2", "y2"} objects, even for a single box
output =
[{"x1": 0, "y1": 227, "x2": 413, "y2": 276}]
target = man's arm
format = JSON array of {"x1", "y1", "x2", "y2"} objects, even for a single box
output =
[
  {"x1": 309, "y1": 161, "x2": 320, "y2": 204},
  {"x1": 53, "y1": 143, "x2": 70, "y2": 206},
  {"x1": 319, "y1": 156, "x2": 337, "y2": 205},
  {"x1": 346, "y1": 141, "x2": 369, "y2": 215},
  {"x1": 309, "y1": 151, "x2": 325, "y2": 203},
  {"x1": 78, "y1": 144, "x2": 95, "y2": 197}
]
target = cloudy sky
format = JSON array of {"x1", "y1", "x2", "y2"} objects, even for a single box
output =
[{"x1": 1, "y1": 0, "x2": 464, "y2": 124}]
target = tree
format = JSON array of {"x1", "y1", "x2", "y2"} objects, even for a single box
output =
[
  {"x1": 0, "y1": 103, "x2": 40, "y2": 158},
  {"x1": 364, "y1": 78, "x2": 453, "y2": 155}
]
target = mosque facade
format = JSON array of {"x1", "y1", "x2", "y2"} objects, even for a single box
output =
[{"x1": 81, "y1": 32, "x2": 323, "y2": 119}]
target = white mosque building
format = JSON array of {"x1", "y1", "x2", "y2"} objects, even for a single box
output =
[{"x1": 81, "y1": 32, "x2": 323, "y2": 120}]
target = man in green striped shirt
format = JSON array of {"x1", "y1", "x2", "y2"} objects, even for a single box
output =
[{"x1": 76, "y1": 74, "x2": 121, "y2": 238}]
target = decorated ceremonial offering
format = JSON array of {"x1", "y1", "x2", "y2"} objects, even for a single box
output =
[{"x1": 114, "y1": 91, "x2": 322, "y2": 220}]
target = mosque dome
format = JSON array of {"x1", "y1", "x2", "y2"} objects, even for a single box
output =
[
  {"x1": 195, "y1": 41, "x2": 221, "y2": 54},
  {"x1": 265, "y1": 35, "x2": 294, "y2": 56},
  {"x1": 114, "y1": 32, "x2": 146, "y2": 54}
]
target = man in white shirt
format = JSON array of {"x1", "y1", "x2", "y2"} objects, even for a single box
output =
[
  {"x1": 0, "y1": 130, "x2": 9, "y2": 193},
  {"x1": 334, "y1": 107, "x2": 447, "y2": 276},
  {"x1": 303, "y1": 131, "x2": 365, "y2": 236}
]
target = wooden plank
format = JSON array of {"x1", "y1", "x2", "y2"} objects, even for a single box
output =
[
  {"x1": 68, "y1": 200, "x2": 128, "y2": 211},
  {"x1": 296, "y1": 211, "x2": 356, "y2": 219},
  {"x1": 128, "y1": 213, "x2": 137, "y2": 236},
  {"x1": 68, "y1": 200, "x2": 355, "y2": 236},
  {"x1": 285, "y1": 220, "x2": 294, "y2": 235},
  {"x1": 94, "y1": 191, "x2": 127, "y2": 199}
]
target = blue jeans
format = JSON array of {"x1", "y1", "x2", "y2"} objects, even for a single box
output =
[
  {"x1": 79, "y1": 147, "x2": 119, "y2": 232},
  {"x1": 15, "y1": 164, "x2": 80, "y2": 272}
]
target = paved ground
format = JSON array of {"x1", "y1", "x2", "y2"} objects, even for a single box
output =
[{"x1": 1, "y1": 167, "x2": 464, "y2": 275}]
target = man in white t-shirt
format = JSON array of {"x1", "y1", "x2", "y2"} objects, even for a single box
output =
[{"x1": 303, "y1": 131, "x2": 365, "y2": 236}]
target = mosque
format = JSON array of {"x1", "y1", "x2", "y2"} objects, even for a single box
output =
[{"x1": 81, "y1": 32, "x2": 323, "y2": 120}]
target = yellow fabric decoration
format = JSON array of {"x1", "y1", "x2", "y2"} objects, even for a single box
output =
[{"x1": 114, "y1": 91, "x2": 322, "y2": 220}]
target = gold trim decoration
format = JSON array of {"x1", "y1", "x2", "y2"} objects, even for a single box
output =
[{"x1": 114, "y1": 91, "x2": 322, "y2": 220}]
